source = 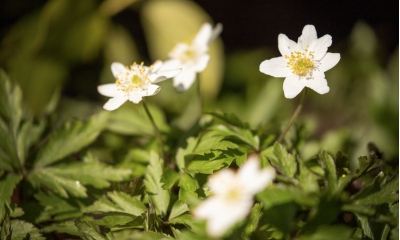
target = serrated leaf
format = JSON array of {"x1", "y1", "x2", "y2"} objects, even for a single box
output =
[
  {"x1": 74, "y1": 220, "x2": 107, "y2": 240},
  {"x1": 46, "y1": 162, "x2": 132, "y2": 188},
  {"x1": 353, "y1": 176, "x2": 399, "y2": 205},
  {"x1": 93, "y1": 215, "x2": 141, "y2": 228},
  {"x1": 264, "y1": 143, "x2": 296, "y2": 178},
  {"x1": 179, "y1": 174, "x2": 198, "y2": 203},
  {"x1": 161, "y1": 168, "x2": 180, "y2": 190},
  {"x1": 84, "y1": 191, "x2": 147, "y2": 217},
  {"x1": 8, "y1": 220, "x2": 45, "y2": 240},
  {"x1": 168, "y1": 214, "x2": 205, "y2": 235},
  {"x1": 169, "y1": 200, "x2": 190, "y2": 221},
  {"x1": 0, "y1": 174, "x2": 22, "y2": 220},
  {"x1": 192, "y1": 136, "x2": 238, "y2": 155},
  {"x1": 184, "y1": 149, "x2": 240, "y2": 174},
  {"x1": 208, "y1": 124, "x2": 259, "y2": 150},
  {"x1": 357, "y1": 155, "x2": 379, "y2": 175},
  {"x1": 144, "y1": 151, "x2": 170, "y2": 216},
  {"x1": 33, "y1": 111, "x2": 109, "y2": 168},
  {"x1": 244, "y1": 203, "x2": 264, "y2": 236},
  {"x1": 319, "y1": 151, "x2": 337, "y2": 193},
  {"x1": 28, "y1": 168, "x2": 87, "y2": 198},
  {"x1": 0, "y1": 214, "x2": 11, "y2": 240},
  {"x1": 0, "y1": 69, "x2": 23, "y2": 140},
  {"x1": 0, "y1": 116, "x2": 19, "y2": 171},
  {"x1": 41, "y1": 221, "x2": 82, "y2": 237},
  {"x1": 297, "y1": 156, "x2": 319, "y2": 193},
  {"x1": 207, "y1": 112, "x2": 248, "y2": 128},
  {"x1": 176, "y1": 137, "x2": 198, "y2": 172}
]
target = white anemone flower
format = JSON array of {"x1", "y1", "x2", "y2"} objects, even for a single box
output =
[
  {"x1": 192, "y1": 155, "x2": 275, "y2": 237},
  {"x1": 259, "y1": 24, "x2": 341, "y2": 99},
  {"x1": 98, "y1": 61, "x2": 181, "y2": 110},
  {"x1": 161, "y1": 22, "x2": 222, "y2": 92}
]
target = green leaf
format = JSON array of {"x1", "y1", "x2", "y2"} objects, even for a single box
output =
[
  {"x1": 297, "y1": 156, "x2": 319, "y2": 193},
  {"x1": 0, "y1": 115, "x2": 19, "y2": 171},
  {"x1": 33, "y1": 111, "x2": 109, "y2": 168},
  {"x1": 161, "y1": 168, "x2": 180, "y2": 190},
  {"x1": 144, "y1": 151, "x2": 170, "y2": 216},
  {"x1": 297, "y1": 225, "x2": 354, "y2": 240},
  {"x1": 28, "y1": 168, "x2": 87, "y2": 198},
  {"x1": 261, "y1": 202, "x2": 296, "y2": 234},
  {"x1": 0, "y1": 214, "x2": 11, "y2": 240},
  {"x1": 45, "y1": 162, "x2": 132, "y2": 188},
  {"x1": 207, "y1": 112, "x2": 248, "y2": 128},
  {"x1": 41, "y1": 221, "x2": 83, "y2": 237},
  {"x1": 179, "y1": 174, "x2": 198, "y2": 203},
  {"x1": 184, "y1": 150, "x2": 229, "y2": 174},
  {"x1": 264, "y1": 143, "x2": 296, "y2": 178},
  {"x1": 192, "y1": 136, "x2": 238, "y2": 155},
  {"x1": 353, "y1": 176, "x2": 399, "y2": 205},
  {"x1": 244, "y1": 203, "x2": 263, "y2": 236},
  {"x1": 319, "y1": 151, "x2": 337, "y2": 193},
  {"x1": 256, "y1": 184, "x2": 318, "y2": 209},
  {"x1": 357, "y1": 155, "x2": 379, "y2": 175},
  {"x1": 176, "y1": 137, "x2": 198, "y2": 172},
  {"x1": 84, "y1": 191, "x2": 147, "y2": 217},
  {"x1": 74, "y1": 220, "x2": 107, "y2": 240},
  {"x1": 0, "y1": 69, "x2": 23, "y2": 139},
  {"x1": 169, "y1": 200, "x2": 190, "y2": 221},
  {"x1": 0, "y1": 174, "x2": 23, "y2": 220},
  {"x1": 93, "y1": 215, "x2": 142, "y2": 228},
  {"x1": 8, "y1": 220, "x2": 45, "y2": 240},
  {"x1": 169, "y1": 214, "x2": 205, "y2": 235},
  {"x1": 341, "y1": 204, "x2": 376, "y2": 216},
  {"x1": 208, "y1": 124, "x2": 259, "y2": 150}
]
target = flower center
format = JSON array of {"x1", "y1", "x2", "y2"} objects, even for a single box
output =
[
  {"x1": 285, "y1": 45, "x2": 315, "y2": 75},
  {"x1": 115, "y1": 62, "x2": 152, "y2": 95},
  {"x1": 226, "y1": 188, "x2": 241, "y2": 201}
]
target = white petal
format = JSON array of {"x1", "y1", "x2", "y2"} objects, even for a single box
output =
[
  {"x1": 128, "y1": 94, "x2": 143, "y2": 104},
  {"x1": 151, "y1": 69, "x2": 182, "y2": 83},
  {"x1": 193, "y1": 197, "x2": 253, "y2": 237},
  {"x1": 278, "y1": 34, "x2": 298, "y2": 56},
  {"x1": 98, "y1": 84, "x2": 118, "y2": 97},
  {"x1": 193, "y1": 23, "x2": 213, "y2": 46},
  {"x1": 173, "y1": 68, "x2": 196, "y2": 92},
  {"x1": 208, "y1": 169, "x2": 236, "y2": 196},
  {"x1": 111, "y1": 62, "x2": 129, "y2": 78},
  {"x1": 283, "y1": 74, "x2": 305, "y2": 99},
  {"x1": 319, "y1": 53, "x2": 340, "y2": 72},
  {"x1": 194, "y1": 54, "x2": 210, "y2": 72},
  {"x1": 259, "y1": 56, "x2": 292, "y2": 78},
  {"x1": 103, "y1": 96, "x2": 127, "y2": 111},
  {"x1": 151, "y1": 60, "x2": 163, "y2": 72},
  {"x1": 298, "y1": 25, "x2": 318, "y2": 50},
  {"x1": 159, "y1": 59, "x2": 182, "y2": 72},
  {"x1": 207, "y1": 23, "x2": 223, "y2": 45},
  {"x1": 237, "y1": 156, "x2": 275, "y2": 195},
  {"x1": 309, "y1": 34, "x2": 332, "y2": 60},
  {"x1": 141, "y1": 84, "x2": 161, "y2": 97},
  {"x1": 305, "y1": 71, "x2": 330, "y2": 95}
]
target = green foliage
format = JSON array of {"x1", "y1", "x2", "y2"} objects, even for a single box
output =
[{"x1": 0, "y1": 2, "x2": 397, "y2": 240}]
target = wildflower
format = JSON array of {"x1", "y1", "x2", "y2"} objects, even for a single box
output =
[
  {"x1": 192, "y1": 155, "x2": 275, "y2": 237},
  {"x1": 161, "y1": 22, "x2": 222, "y2": 91},
  {"x1": 259, "y1": 25, "x2": 340, "y2": 98},
  {"x1": 98, "y1": 61, "x2": 181, "y2": 110}
]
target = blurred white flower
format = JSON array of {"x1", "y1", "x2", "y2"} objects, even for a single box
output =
[
  {"x1": 98, "y1": 61, "x2": 181, "y2": 110},
  {"x1": 161, "y1": 22, "x2": 222, "y2": 92},
  {"x1": 192, "y1": 155, "x2": 275, "y2": 237},
  {"x1": 259, "y1": 24, "x2": 340, "y2": 99}
]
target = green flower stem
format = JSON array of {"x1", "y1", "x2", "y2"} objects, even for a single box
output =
[
  {"x1": 142, "y1": 99, "x2": 165, "y2": 160},
  {"x1": 276, "y1": 88, "x2": 308, "y2": 143},
  {"x1": 197, "y1": 74, "x2": 202, "y2": 118}
]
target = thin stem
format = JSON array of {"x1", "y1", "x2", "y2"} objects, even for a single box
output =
[
  {"x1": 142, "y1": 99, "x2": 165, "y2": 160},
  {"x1": 276, "y1": 88, "x2": 308, "y2": 143},
  {"x1": 197, "y1": 74, "x2": 202, "y2": 118}
]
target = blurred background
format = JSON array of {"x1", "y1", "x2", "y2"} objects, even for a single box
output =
[{"x1": 0, "y1": 0, "x2": 398, "y2": 166}]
